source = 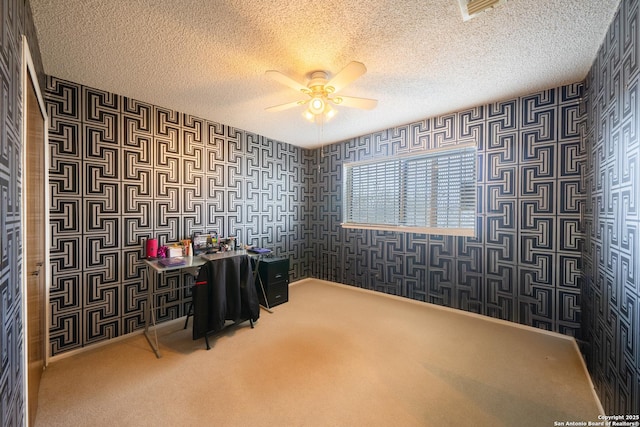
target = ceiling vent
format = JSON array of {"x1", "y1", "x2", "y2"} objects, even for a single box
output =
[{"x1": 458, "y1": 0, "x2": 508, "y2": 21}]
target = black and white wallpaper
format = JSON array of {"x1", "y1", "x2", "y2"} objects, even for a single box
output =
[
  {"x1": 45, "y1": 73, "x2": 592, "y2": 354},
  {"x1": 1, "y1": 0, "x2": 636, "y2": 420},
  {"x1": 582, "y1": 0, "x2": 640, "y2": 415},
  {"x1": 45, "y1": 76, "x2": 313, "y2": 355},
  {"x1": 42, "y1": 36, "x2": 636, "y2": 417},
  {"x1": 309, "y1": 84, "x2": 587, "y2": 337},
  {"x1": 1, "y1": 0, "x2": 45, "y2": 425}
]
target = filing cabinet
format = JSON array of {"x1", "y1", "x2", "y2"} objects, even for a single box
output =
[{"x1": 256, "y1": 257, "x2": 289, "y2": 307}]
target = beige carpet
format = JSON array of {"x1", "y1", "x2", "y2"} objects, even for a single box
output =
[{"x1": 35, "y1": 279, "x2": 602, "y2": 427}]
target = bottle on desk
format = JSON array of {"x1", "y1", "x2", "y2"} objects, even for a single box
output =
[
  {"x1": 182, "y1": 239, "x2": 193, "y2": 257},
  {"x1": 146, "y1": 238, "x2": 158, "y2": 259}
]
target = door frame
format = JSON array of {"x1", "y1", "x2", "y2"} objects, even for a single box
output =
[{"x1": 21, "y1": 35, "x2": 50, "y2": 425}]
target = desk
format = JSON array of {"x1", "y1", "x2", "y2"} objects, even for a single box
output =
[{"x1": 142, "y1": 250, "x2": 267, "y2": 358}]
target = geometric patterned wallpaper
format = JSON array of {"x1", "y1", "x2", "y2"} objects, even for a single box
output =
[
  {"x1": 1, "y1": 0, "x2": 44, "y2": 425},
  {"x1": 44, "y1": 72, "x2": 592, "y2": 352},
  {"x1": 309, "y1": 82, "x2": 587, "y2": 338},
  {"x1": 582, "y1": 0, "x2": 640, "y2": 415},
  {"x1": 43, "y1": 74, "x2": 591, "y2": 357},
  {"x1": 0, "y1": 0, "x2": 630, "y2": 419},
  {"x1": 45, "y1": 76, "x2": 313, "y2": 356}
]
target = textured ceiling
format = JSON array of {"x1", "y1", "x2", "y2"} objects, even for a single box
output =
[{"x1": 30, "y1": 0, "x2": 620, "y2": 148}]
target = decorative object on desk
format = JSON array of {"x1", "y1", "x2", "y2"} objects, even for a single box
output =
[
  {"x1": 146, "y1": 238, "x2": 158, "y2": 259},
  {"x1": 167, "y1": 243, "x2": 183, "y2": 258},
  {"x1": 182, "y1": 239, "x2": 192, "y2": 256},
  {"x1": 218, "y1": 237, "x2": 236, "y2": 252},
  {"x1": 157, "y1": 245, "x2": 168, "y2": 258},
  {"x1": 192, "y1": 232, "x2": 219, "y2": 255}
]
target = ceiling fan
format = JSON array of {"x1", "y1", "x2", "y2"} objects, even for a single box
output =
[{"x1": 265, "y1": 61, "x2": 378, "y2": 123}]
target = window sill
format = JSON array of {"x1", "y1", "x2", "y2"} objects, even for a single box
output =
[{"x1": 341, "y1": 223, "x2": 476, "y2": 237}]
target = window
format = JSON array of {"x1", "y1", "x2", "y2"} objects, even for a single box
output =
[{"x1": 342, "y1": 144, "x2": 477, "y2": 236}]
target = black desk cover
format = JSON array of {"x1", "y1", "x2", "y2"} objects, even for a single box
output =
[{"x1": 192, "y1": 255, "x2": 260, "y2": 340}]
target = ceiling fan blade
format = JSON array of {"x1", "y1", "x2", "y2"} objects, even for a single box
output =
[
  {"x1": 326, "y1": 61, "x2": 367, "y2": 93},
  {"x1": 265, "y1": 99, "x2": 308, "y2": 112},
  {"x1": 265, "y1": 70, "x2": 309, "y2": 94},
  {"x1": 331, "y1": 95, "x2": 378, "y2": 110}
]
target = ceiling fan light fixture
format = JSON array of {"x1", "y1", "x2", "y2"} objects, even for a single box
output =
[
  {"x1": 324, "y1": 106, "x2": 336, "y2": 120},
  {"x1": 309, "y1": 97, "x2": 325, "y2": 114},
  {"x1": 303, "y1": 110, "x2": 315, "y2": 122},
  {"x1": 302, "y1": 102, "x2": 338, "y2": 123}
]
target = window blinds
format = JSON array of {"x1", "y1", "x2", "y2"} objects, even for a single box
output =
[{"x1": 343, "y1": 145, "x2": 476, "y2": 235}]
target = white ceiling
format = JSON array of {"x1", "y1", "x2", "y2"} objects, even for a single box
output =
[{"x1": 30, "y1": 0, "x2": 620, "y2": 149}]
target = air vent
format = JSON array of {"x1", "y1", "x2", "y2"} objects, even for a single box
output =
[{"x1": 458, "y1": 0, "x2": 508, "y2": 21}]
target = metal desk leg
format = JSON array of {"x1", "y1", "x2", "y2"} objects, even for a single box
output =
[
  {"x1": 257, "y1": 274, "x2": 273, "y2": 313},
  {"x1": 143, "y1": 265, "x2": 162, "y2": 358},
  {"x1": 253, "y1": 256, "x2": 273, "y2": 313}
]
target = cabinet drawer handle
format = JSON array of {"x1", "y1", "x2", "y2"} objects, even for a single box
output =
[{"x1": 274, "y1": 273, "x2": 283, "y2": 279}]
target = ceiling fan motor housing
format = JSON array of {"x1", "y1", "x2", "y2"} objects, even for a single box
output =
[{"x1": 308, "y1": 71, "x2": 329, "y2": 88}]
